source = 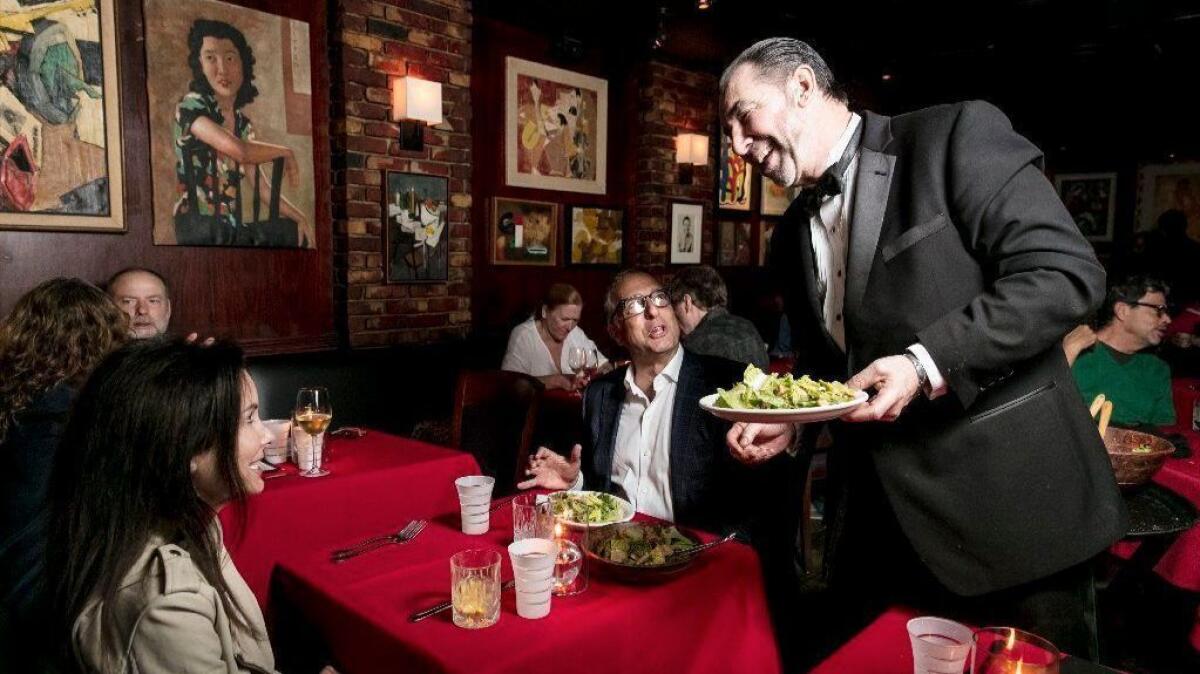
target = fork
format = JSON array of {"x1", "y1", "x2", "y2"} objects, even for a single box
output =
[{"x1": 330, "y1": 519, "x2": 427, "y2": 563}]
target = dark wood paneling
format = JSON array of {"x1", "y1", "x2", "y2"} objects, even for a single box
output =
[
  {"x1": 469, "y1": 18, "x2": 637, "y2": 355},
  {"x1": 0, "y1": 0, "x2": 334, "y2": 356}
]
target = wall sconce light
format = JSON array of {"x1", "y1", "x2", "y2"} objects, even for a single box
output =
[
  {"x1": 675, "y1": 132, "x2": 709, "y2": 184},
  {"x1": 391, "y1": 76, "x2": 443, "y2": 152}
]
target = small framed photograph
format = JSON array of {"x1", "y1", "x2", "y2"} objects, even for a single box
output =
[
  {"x1": 718, "y1": 134, "x2": 752, "y2": 211},
  {"x1": 717, "y1": 220, "x2": 753, "y2": 267},
  {"x1": 1054, "y1": 172, "x2": 1117, "y2": 242},
  {"x1": 567, "y1": 206, "x2": 624, "y2": 265},
  {"x1": 491, "y1": 197, "x2": 560, "y2": 266},
  {"x1": 1134, "y1": 162, "x2": 1200, "y2": 242},
  {"x1": 669, "y1": 201, "x2": 704, "y2": 265}
]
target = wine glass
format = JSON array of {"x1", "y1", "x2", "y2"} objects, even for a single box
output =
[
  {"x1": 293, "y1": 387, "x2": 332, "y2": 478},
  {"x1": 567, "y1": 347, "x2": 588, "y2": 395}
]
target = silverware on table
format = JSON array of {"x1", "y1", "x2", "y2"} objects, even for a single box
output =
[
  {"x1": 330, "y1": 519, "x2": 427, "y2": 563},
  {"x1": 408, "y1": 580, "x2": 516, "y2": 623},
  {"x1": 671, "y1": 532, "x2": 739, "y2": 559}
]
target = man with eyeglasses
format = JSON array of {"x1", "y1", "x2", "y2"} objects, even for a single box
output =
[
  {"x1": 517, "y1": 269, "x2": 783, "y2": 537},
  {"x1": 1066, "y1": 275, "x2": 1176, "y2": 427}
]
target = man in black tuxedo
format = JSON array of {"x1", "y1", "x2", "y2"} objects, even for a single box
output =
[{"x1": 720, "y1": 38, "x2": 1126, "y2": 658}]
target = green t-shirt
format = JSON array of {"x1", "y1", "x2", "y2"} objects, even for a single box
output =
[{"x1": 1071, "y1": 343, "x2": 1175, "y2": 426}]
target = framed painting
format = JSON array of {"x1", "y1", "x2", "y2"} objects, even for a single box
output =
[
  {"x1": 567, "y1": 205, "x2": 623, "y2": 265},
  {"x1": 0, "y1": 0, "x2": 125, "y2": 232},
  {"x1": 1054, "y1": 172, "x2": 1116, "y2": 242},
  {"x1": 491, "y1": 196, "x2": 559, "y2": 266},
  {"x1": 760, "y1": 178, "x2": 795, "y2": 216},
  {"x1": 505, "y1": 56, "x2": 607, "y2": 195},
  {"x1": 669, "y1": 201, "x2": 703, "y2": 265},
  {"x1": 717, "y1": 220, "x2": 752, "y2": 267},
  {"x1": 382, "y1": 171, "x2": 447, "y2": 283},
  {"x1": 718, "y1": 134, "x2": 751, "y2": 211},
  {"x1": 1136, "y1": 162, "x2": 1200, "y2": 242},
  {"x1": 759, "y1": 220, "x2": 776, "y2": 265},
  {"x1": 143, "y1": 0, "x2": 316, "y2": 248}
]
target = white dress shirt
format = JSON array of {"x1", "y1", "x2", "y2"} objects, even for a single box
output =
[
  {"x1": 570, "y1": 348, "x2": 683, "y2": 521},
  {"x1": 500, "y1": 316, "x2": 608, "y2": 378},
  {"x1": 808, "y1": 114, "x2": 947, "y2": 397}
]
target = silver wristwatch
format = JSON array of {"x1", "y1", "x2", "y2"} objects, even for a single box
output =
[{"x1": 903, "y1": 350, "x2": 930, "y2": 396}]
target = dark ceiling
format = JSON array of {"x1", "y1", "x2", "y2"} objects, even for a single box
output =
[{"x1": 475, "y1": 0, "x2": 1200, "y2": 161}]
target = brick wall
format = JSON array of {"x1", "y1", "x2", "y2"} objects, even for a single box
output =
[
  {"x1": 330, "y1": 0, "x2": 474, "y2": 347},
  {"x1": 632, "y1": 62, "x2": 719, "y2": 272}
]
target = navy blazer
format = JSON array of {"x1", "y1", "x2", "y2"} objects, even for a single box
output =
[{"x1": 579, "y1": 349, "x2": 755, "y2": 533}]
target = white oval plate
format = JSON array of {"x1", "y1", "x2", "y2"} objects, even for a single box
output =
[
  {"x1": 548, "y1": 491, "x2": 635, "y2": 528},
  {"x1": 698, "y1": 390, "x2": 869, "y2": 424}
]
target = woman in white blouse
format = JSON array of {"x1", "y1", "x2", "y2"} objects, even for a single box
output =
[{"x1": 501, "y1": 283, "x2": 610, "y2": 390}]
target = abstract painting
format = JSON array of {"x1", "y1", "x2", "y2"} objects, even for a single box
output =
[
  {"x1": 1054, "y1": 172, "x2": 1116, "y2": 242},
  {"x1": 567, "y1": 205, "x2": 622, "y2": 265},
  {"x1": 760, "y1": 178, "x2": 794, "y2": 216},
  {"x1": 669, "y1": 201, "x2": 702, "y2": 265},
  {"x1": 1136, "y1": 162, "x2": 1200, "y2": 242},
  {"x1": 0, "y1": 0, "x2": 124, "y2": 232},
  {"x1": 144, "y1": 0, "x2": 316, "y2": 248},
  {"x1": 383, "y1": 171, "x2": 447, "y2": 283},
  {"x1": 492, "y1": 196, "x2": 559, "y2": 266},
  {"x1": 717, "y1": 220, "x2": 752, "y2": 267},
  {"x1": 718, "y1": 133, "x2": 751, "y2": 211},
  {"x1": 505, "y1": 56, "x2": 607, "y2": 195}
]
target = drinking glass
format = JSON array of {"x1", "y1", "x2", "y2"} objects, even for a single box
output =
[
  {"x1": 567, "y1": 346, "x2": 589, "y2": 395},
  {"x1": 970, "y1": 627, "x2": 1060, "y2": 674},
  {"x1": 552, "y1": 521, "x2": 588, "y2": 597},
  {"x1": 293, "y1": 387, "x2": 332, "y2": 478},
  {"x1": 512, "y1": 493, "x2": 554, "y2": 542},
  {"x1": 450, "y1": 549, "x2": 501, "y2": 629}
]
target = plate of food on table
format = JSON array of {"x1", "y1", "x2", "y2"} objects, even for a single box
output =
[
  {"x1": 699, "y1": 365, "x2": 868, "y2": 424},
  {"x1": 548, "y1": 490, "x2": 635, "y2": 528},
  {"x1": 583, "y1": 522, "x2": 701, "y2": 580}
]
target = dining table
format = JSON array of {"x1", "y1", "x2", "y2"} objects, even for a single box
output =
[
  {"x1": 808, "y1": 607, "x2": 1122, "y2": 674},
  {"x1": 219, "y1": 431, "x2": 479, "y2": 603}
]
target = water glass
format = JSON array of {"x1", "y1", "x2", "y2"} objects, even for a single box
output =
[
  {"x1": 455, "y1": 475, "x2": 495, "y2": 535},
  {"x1": 552, "y1": 522, "x2": 588, "y2": 597},
  {"x1": 512, "y1": 493, "x2": 554, "y2": 542},
  {"x1": 450, "y1": 549, "x2": 501, "y2": 629},
  {"x1": 508, "y1": 538, "x2": 556, "y2": 619},
  {"x1": 262, "y1": 419, "x2": 292, "y2": 465},
  {"x1": 970, "y1": 627, "x2": 1060, "y2": 674},
  {"x1": 906, "y1": 616, "x2": 972, "y2": 674}
]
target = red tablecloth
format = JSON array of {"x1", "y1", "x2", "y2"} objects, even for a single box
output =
[
  {"x1": 219, "y1": 432, "x2": 479, "y2": 603},
  {"x1": 273, "y1": 503, "x2": 781, "y2": 674},
  {"x1": 809, "y1": 608, "x2": 1120, "y2": 674}
]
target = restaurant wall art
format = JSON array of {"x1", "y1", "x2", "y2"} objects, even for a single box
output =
[
  {"x1": 669, "y1": 201, "x2": 703, "y2": 265},
  {"x1": 143, "y1": 0, "x2": 316, "y2": 248},
  {"x1": 1136, "y1": 161, "x2": 1200, "y2": 242},
  {"x1": 383, "y1": 171, "x2": 448, "y2": 283},
  {"x1": 1054, "y1": 172, "x2": 1116, "y2": 242},
  {"x1": 718, "y1": 133, "x2": 751, "y2": 211},
  {"x1": 0, "y1": 0, "x2": 125, "y2": 232},
  {"x1": 505, "y1": 56, "x2": 607, "y2": 195},
  {"x1": 491, "y1": 196, "x2": 559, "y2": 266}
]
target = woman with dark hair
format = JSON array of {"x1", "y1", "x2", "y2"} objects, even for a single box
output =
[
  {"x1": 173, "y1": 19, "x2": 311, "y2": 247},
  {"x1": 46, "y1": 339, "x2": 286, "y2": 672},
  {"x1": 0, "y1": 278, "x2": 128, "y2": 668},
  {"x1": 501, "y1": 283, "x2": 611, "y2": 390}
]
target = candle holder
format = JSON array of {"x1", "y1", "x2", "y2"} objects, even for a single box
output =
[
  {"x1": 552, "y1": 521, "x2": 588, "y2": 596},
  {"x1": 970, "y1": 627, "x2": 1061, "y2": 674}
]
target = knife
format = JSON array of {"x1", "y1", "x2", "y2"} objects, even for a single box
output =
[{"x1": 408, "y1": 580, "x2": 516, "y2": 622}]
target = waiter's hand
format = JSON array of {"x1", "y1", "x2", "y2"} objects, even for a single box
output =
[
  {"x1": 842, "y1": 355, "x2": 921, "y2": 422},
  {"x1": 726, "y1": 422, "x2": 794, "y2": 465},
  {"x1": 517, "y1": 445, "x2": 582, "y2": 490}
]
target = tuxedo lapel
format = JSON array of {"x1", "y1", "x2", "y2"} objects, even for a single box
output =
[
  {"x1": 669, "y1": 352, "x2": 703, "y2": 515},
  {"x1": 845, "y1": 112, "x2": 896, "y2": 327}
]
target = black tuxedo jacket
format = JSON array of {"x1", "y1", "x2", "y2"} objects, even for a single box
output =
[
  {"x1": 770, "y1": 101, "x2": 1127, "y2": 595},
  {"x1": 580, "y1": 349, "x2": 766, "y2": 534}
]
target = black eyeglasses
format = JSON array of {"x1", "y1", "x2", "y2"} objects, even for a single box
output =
[
  {"x1": 1130, "y1": 301, "x2": 1171, "y2": 318},
  {"x1": 613, "y1": 289, "x2": 670, "y2": 319}
]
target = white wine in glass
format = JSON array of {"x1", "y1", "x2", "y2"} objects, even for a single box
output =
[{"x1": 294, "y1": 387, "x2": 332, "y2": 477}]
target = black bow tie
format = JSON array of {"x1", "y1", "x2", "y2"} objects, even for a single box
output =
[
  {"x1": 796, "y1": 169, "x2": 843, "y2": 216},
  {"x1": 793, "y1": 120, "x2": 864, "y2": 218}
]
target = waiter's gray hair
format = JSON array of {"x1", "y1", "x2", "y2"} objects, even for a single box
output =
[{"x1": 720, "y1": 37, "x2": 847, "y2": 103}]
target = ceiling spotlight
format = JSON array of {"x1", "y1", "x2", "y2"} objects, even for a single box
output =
[
  {"x1": 881, "y1": 72, "x2": 893, "y2": 81},
  {"x1": 650, "y1": 6, "x2": 668, "y2": 50},
  {"x1": 697, "y1": 0, "x2": 711, "y2": 9}
]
